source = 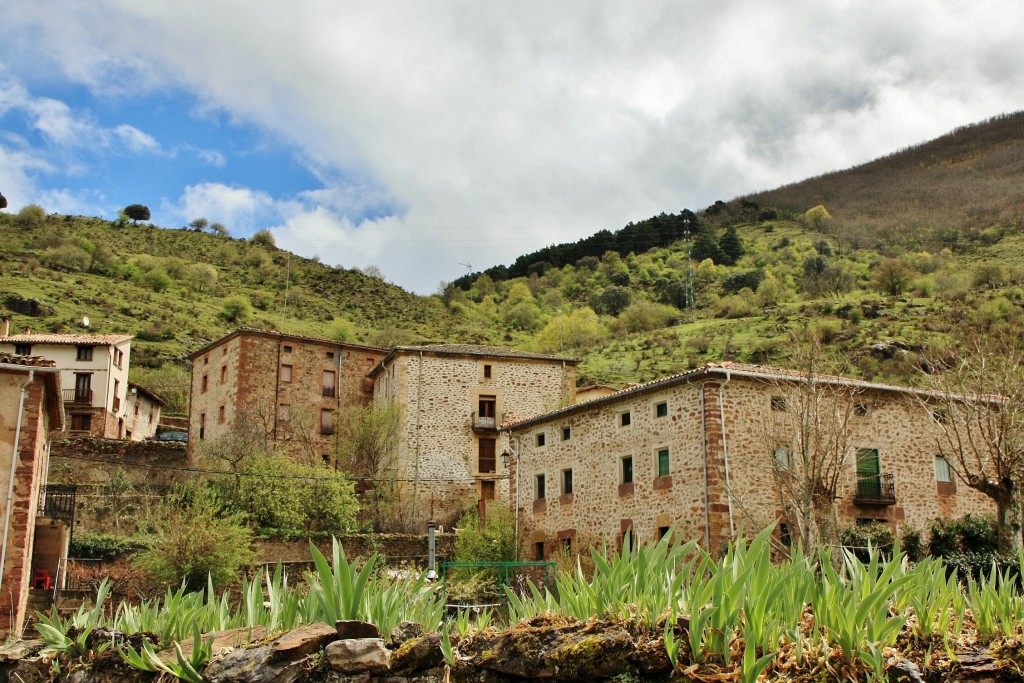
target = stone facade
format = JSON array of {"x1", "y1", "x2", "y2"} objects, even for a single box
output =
[
  {"x1": 123, "y1": 381, "x2": 165, "y2": 441},
  {"x1": 188, "y1": 328, "x2": 388, "y2": 464},
  {"x1": 0, "y1": 353, "x2": 64, "y2": 638},
  {"x1": 371, "y1": 345, "x2": 578, "y2": 530},
  {"x1": 0, "y1": 325, "x2": 133, "y2": 439},
  {"x1": 503, "y1": 362, "x2": 994, "y2": 558}
]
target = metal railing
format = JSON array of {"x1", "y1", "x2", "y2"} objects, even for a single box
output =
[
  {"x1": 854, "y1": 473, "x2": 896, "y2": 505},
  {"x1": 38, "y1": 485, "x2": 76, "y2": 520}
]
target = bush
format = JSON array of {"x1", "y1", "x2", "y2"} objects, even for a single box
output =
[
  {"x1": 927, "y1": 514, "x2": 1010, "y2": 578},
  {"x1": 70, "y1": 533, "x2": 150, "y2": 561},
  {"x1": 42, "y1": 244, "x2": 90, "y2": 272},
  {"x1": 133, "y1": 485, "x2": 255, "y2": 591},
  {"x1": 123, "y1": 204, "x2": 151, "y2": 223},
  {"x1": 454, "y1": 506, "x2": 519, "y2": 563},
  {"x1": 840, "y1": 522, "x2": 895, "y2": 562},
  {"x1": 221, "y1": 295, "x2": 253, "y2": 323},
  {"x1": 17, "y1": 204, "x2": 46, "y2": 228},
  {"x1": 250, "y1": 229, "x2": 276, "y2": 248},
  {"x1": 142, "y1": 268, "x2": 172, "y2": 293}
]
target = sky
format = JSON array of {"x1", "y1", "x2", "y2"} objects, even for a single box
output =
[{"x1": 2, "y1": 2, "x2": 1023, "y2": 294}]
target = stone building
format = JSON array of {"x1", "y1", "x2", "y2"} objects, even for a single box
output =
[
  {"x1": 370, "y1": 344, "x2": 579, "y2": 530},
  {"x1": 187, "y1": 328, "x2": 388, "y2": 464},
  {"x1": 501, "y1": 361, "x2": 994, "y2": 559},
  {"x1": 0, "y1": 352, "x2": 67, "y2": 638},
  {"x1": 0, "y1": 322, "x2": 133, "y2": 439},
  {"x1": 123, "y1": 381, "x2": 166, "y2": 441}
]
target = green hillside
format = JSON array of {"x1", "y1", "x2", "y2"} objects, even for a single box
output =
[{"x1": 3, "y1": 112, "x2": 1023, "y2": 409}]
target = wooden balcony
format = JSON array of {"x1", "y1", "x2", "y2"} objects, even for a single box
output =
[
  {"x1": 62, "y1": 388, "x2": 92, "y2": 404},
  {"x1": 471, "y1": 412, "x2": 498, "y2": 432},
  {"x1": 853, "y1": 473, "x2": 896, "y2": 506}
]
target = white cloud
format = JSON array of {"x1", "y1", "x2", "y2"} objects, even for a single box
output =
[
  {"x1": 4, "y1": 1, "x2": 1024, "y2": 291},
  {"x1": 173, "y1": 182, "x2": 276, "y2": 232}
]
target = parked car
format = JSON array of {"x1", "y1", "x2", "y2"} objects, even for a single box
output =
[{"x1": 147, "y1": 430, "x2": 188, "y2": 443}]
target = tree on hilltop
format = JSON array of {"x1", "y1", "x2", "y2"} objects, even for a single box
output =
[
  {"x1": 123, "y1": 204, "x2": 151, "y2": 223},
  {"x1": 189, "y1": 217, "x2": 209, "y2": 231}
]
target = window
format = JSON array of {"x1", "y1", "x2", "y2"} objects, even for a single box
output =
[
  {"x1": 658, "y1": 526, "x2": 671, "y2": 540},
  {"x1": 320, "y1": 409, "x2": 334, "y2": 435},
  {"x1": 935, "y1": 455, "x2": 953, "y2": 483},
  {"x1": 322, "y1": 370, "x2": 336, "y2": 397},
  {"x1": 562, "y1": 537, "x2": 573, "y2": 554},
  {"x1": 480, "y1": 480, "x2": 495, "y2": 501},
  {"x1": 280, "y1": 364, "x2": 293, "y2": 382},
  {"x1": 855, "y1": 403, "x2": 869, "y2": 417},
  {"x1": 70, "y1": 414, "x2": 91, "y2": 431},
  {"x1": 74, "y1": 373, "x2": 92, "y2": 402},
  {"x1": 774, "y1": 446, "x2": 791, "y2": 470},
  {"x1": 201, "y1": 374, "x2": 208, "y2": 392},
  {"x1": 536, "y1": 432, "x2": 546, "y2": 447},
  {"x1": 535, "y1": 542, "x2": 545, "y2": 560},
  {"x1": 326, "y1": 351, "x2": 335, "y2": 360},
  {"x1": 562, "y1": 426, "x2": 571, "y2": 441},
  {"x1": 780, "y1": 523, "x2": 792, "y2": 547},
  {"x1": 14, "y1": 344, "x2": 31, "y2": 356},
  {"x1": 622, "y1": 526, "x2": 634, "y2": 552},
  {"x1": 771, "y1": 396, "x2": 786, "y2": 412},
  {"x1": 203, "y1": 356, "x2": 209, "y2": 365},
  {"x1": 112, "y1": 379, "x2": 120, "y2": 411},
  {"x1": 478, "y1": 396, "x2": 496, "y2": 425},
  {"x1": 199, "y1": 413, "x2": 206, "y2": 440},
  {"x1": 562, "y1": 469, "x2": 573, "y2": 495},
  {"x1": 218, "y1": 405, "x2": 225, "y2": 423},
  {"x1": 620, "y1": 411, "x2": 631, "y2": 427},
  {"x1": 76, "y1": 346, "x2": 93, "y2": 361},
  {"x1": 657, "y1": 448, "x2": 670, "y2": 478},
  {"x1": 621, "y1": 456, "x2": 633, "y2": 484},
  {"x1": 134, "y1": 403, "x2": 139, "y2": 416},
  {"x1": 933, "y1": 410, "x2": 948, "y2": 424},
  {"x1": 279, "y1": 404, "x2": 290, "y2": 421},
  {"x1": 478, "y1": 438, "x2": 496, "y2": 473},
  {"x1": 483, "y1": 364, "x2": 492, "y2": 379},
  {"x1": 655, "y1": 402, "x2": 668, "y2": 418},
  {"x1": 220, "y1": 365, "x2": 227, "y2": 383},
  {"x1": 283, "y1": 345, "x2": 292, "y2": 353},
  {"x1": 535, "y1": 474, "x2": 546, "y2": 500},
  {"x1": 322, "y1": 454, "x2": 331, "y2": 466},
  {"x1": 113, "y1": 348, "x2": 124, "y2": 368}
]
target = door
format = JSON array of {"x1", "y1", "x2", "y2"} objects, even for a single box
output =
[
  {"x1": 74, "y1": 373, "x2": 92, "y2": 403},
  {"x1": 856, "y1": 448, "x2": 881, "y2": 498}
]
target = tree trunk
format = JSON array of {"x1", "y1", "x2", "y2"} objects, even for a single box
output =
[{"x1": 996, "y1": 495, "x2": 1023, "y2": 552}]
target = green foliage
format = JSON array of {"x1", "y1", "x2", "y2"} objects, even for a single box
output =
[
  {"x1": 42, "y1": 244, "x2": 91, "y2": 272},
  {"x1": 123, "y1": 204, "x2": 151, "y2": 223},
  {"x1": 529, "y1": 307, "x2": 606, "y2": 354},
  {"x1": 220, "y1": 294, "x2": 253, "y2": 323},
  {"x1": 225, "y1": 453, "x2": 359, "y2": 534},
  {"x1": 718, "y1": 226, "x2": 744, "y2": 265},
  {"x1": 618, "y1": 300, "x2": 679, "y2": 333},
  {"x1": 133, "y1": 485, "x2": 255, "y2": 591},
  {"x1": 189, "y1": 217, "x2": 209, "y2": 231},
  {"x1": 250, "y1": 228, "x2": 276, "y2": 248},
  {"x1": 70, "y1": 533, "x2": 149, "y2": 560},
  {"x1": 840, "y1": 522, "x2": 895, "y2": 562},
  {"x1": 187, "y1": 262, "x2": 218, "y2": 292},
  {"x1": 802, "y1": 204, "x2": 832, "y2": 231},
  {"x1": 329, "y1": 317, "x2": 357, "y2": 342},
  {"x1": 454, "y1": 507, "x2": 519, "y2": 563},
  {"x1": 593, "y1": 285, "x2": 632, "y2": 315},
  {"x1": 17, "y1": 203, "x2": 46, "y2": 228},
  {"x1": 142, "y1": 268, "x2": 172, "y2": 293}
]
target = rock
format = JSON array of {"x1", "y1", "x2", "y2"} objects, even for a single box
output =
[
  {"x1": 163, "y1": 626, "x2": 267, "y2": 662},
  {"x1": 269, "y1": 622, "x2": 337, "y2": 663},
  {"x1": 459, "y1": 615, "x2": 637, "y2": 681},
  {"x1": 390, "y1": 621, "x2": 425, "y2": 647},
  {"x1": 336, "y1": 620, "x2": 380, "y2": 640},
  {"x1": 4, "y1": 296, "x2": 54, "y2": 317},
  {"x1": 3, "y1": 656, "x2": 52, "y2": 683},
  {"x1": 0, "y1": 639, "x2": 46, "y2": 663},
  {"x1": 326, "y1": 638, "x2": 392, "y2": 675},
  {"x1": 203, "y1": 644, "x2": 304, "y2": 683},
  {"x1": 390, "y1": 633, "x2": 443, "y2": 675},
  {"x1": 887, "y1": 657, "x2": 926, "y2": 683}
]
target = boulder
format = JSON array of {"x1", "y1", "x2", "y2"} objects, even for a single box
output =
[
  {"x1": 390, "y1": 633, "x2": 443, "y2": 675},
  {"x1": 390, "y1": 621, "x2": 425, "y2": 647},
  {"x1": 269, "y1": 622, "x2": 337, "y2": 663},
  {"x1": 325, "y1": 638, "x2": 391, "y2": 675},
  {"x1": 335, "y1": 620, "x2": 380, "y2": 640},
  {"x1": 202, "y1": 644, "x2": 303, "y2": 683},
  {"x1": 0, "y1": 639, "x2": 46, "y2": 664}
]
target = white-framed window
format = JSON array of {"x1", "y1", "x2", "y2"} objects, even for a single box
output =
[{"x1": 935, "y1": 455, "x2": 953, "y2": 483}]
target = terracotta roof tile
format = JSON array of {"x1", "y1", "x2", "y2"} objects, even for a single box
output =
[
  {"x1": 0, "y1": 352, "x2": 57, "y2": 368},
  {"x1": 0, "y1": 332, "x2": 132, "y2": 345}
]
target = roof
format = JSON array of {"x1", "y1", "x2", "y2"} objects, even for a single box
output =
[
  {"x1": 187, "y1": 327, "x2": 389, "y2": 360},
  {"x1": 0, "y1": 352, "x2": 58, "y2": 368},
  {"x1": 0, "y1": 332, "x2": 132, "y2": 345},
  {"x1": 501, "y1": 360, "x2": 962, "y2": 430},
  {"x1": 369, "y1": 344, "x2": 580, "y2": 378},
  {"x1": 128, "y1": 381, "x2": 168, "y2": 407}
]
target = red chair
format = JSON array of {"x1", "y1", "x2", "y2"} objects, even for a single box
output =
[{"x1": 32, "y1": 569, "x2": 52, "y2": 590}]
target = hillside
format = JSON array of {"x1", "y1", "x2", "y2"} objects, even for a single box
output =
[{"x1": 3, "y1": 112, "x2": 1024, "y2": 409}]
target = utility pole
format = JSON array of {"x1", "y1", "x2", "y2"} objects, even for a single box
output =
[{"x1": 684, "y1": 218, "x2": 695, "y2": 312}]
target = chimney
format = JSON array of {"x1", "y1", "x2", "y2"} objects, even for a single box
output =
[
  {"x1": 0, "y1": 318, "x2": 8, "y2": 338},
  {"x1": 23, "y1": 326, "x2": 30, "y2": 335}
]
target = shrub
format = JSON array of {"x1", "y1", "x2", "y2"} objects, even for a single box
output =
[
  {"x1": 927, "y1": 514, "x2": 1010, "y2": 578},
  {"x1": 17, "y1": 204, "x2": 46, "y2": 228},
  {"x1": 42, "y1": 244, "x2": 90, "y2": 272},
  {"x1": 133, "y1": 485, "x2": 255, "y2": 591},
  {"x1": 221, "y1": 295, "x2": 253, "y2": 323},
  {"x1": 251, "y1": 229, "x2": 276, "y2": 248},
  {"x1": 70, "y1": 533, "x2": 150, "y2": 561},
  {"x1": 142, "y1": 269, "x2": 172, "y2": 293},
  {"x1": 619, "y1": 300, "x2": 678, "y2": 333},
  {"x1": 454, "y1": 506, "x2": 519, "y2": 563},
  {"x1": 840, "y1": 522, "x2": 895, "y2": 562},
  {"x1": 122, "y1": 204, "x2": 151, "y2": 223}
]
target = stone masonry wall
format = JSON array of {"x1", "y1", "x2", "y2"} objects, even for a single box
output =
[
  {"x1": 511, "y1": 375, "x2": 995, "y2": 555},
  {"x1": 510, "y1": 382, "x2": 707, "y2": 557},
  {"x1": 377, "y1": 353, "x2": 575, "y2": 530}
]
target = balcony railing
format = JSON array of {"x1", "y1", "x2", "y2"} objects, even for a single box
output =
[
  {"x1": 471, "y1": 412, "x2": 497, "y2": 432},
  {"x1": 62, "y1": 389, "x2": 92, "y2": 404},
  {"x1": 38, "y1": 485, "x2": 76, "y2": 521},
  {"x1": 322, "y1": 386, "x2": 336, "y2": 398},
  {"x1": 854, "y1": 473, "x2": 896, "y2": 506}
]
